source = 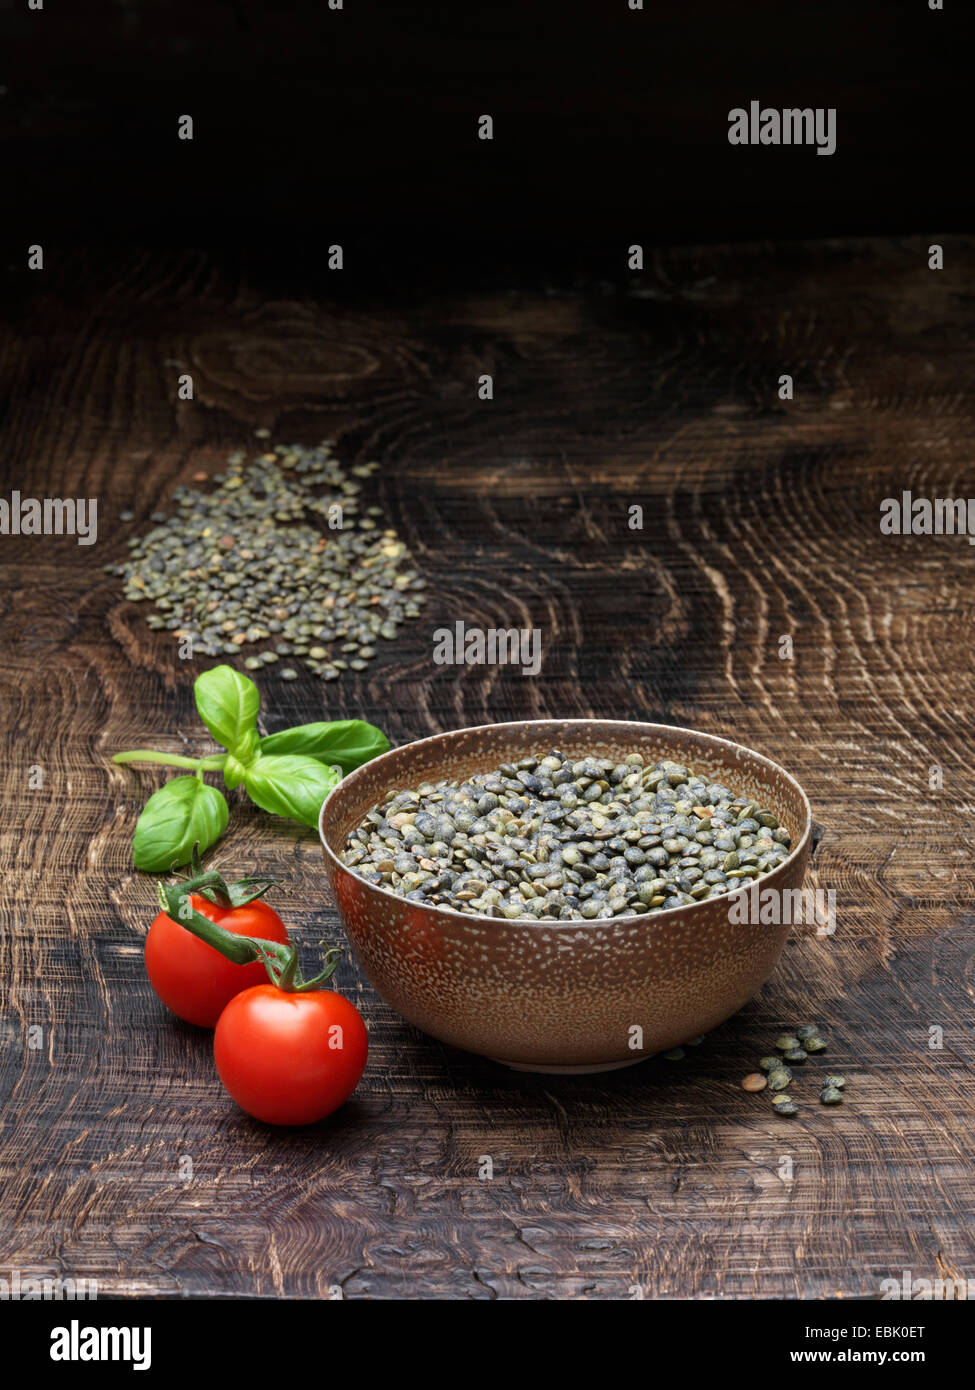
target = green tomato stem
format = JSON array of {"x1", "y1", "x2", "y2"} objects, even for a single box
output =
[
  {"x1": 157, "y1": 878, "x2": 341, "y2": 992},
  {"x1": 177, "y1": 847, "x2": 280, "y2": 908},
  {"x1": 114, "y1": 750, "x2": 228, "y2": 771}
]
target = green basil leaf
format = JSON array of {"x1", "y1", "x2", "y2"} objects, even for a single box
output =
[
  {"x1": 194, "y1": 665, "x2": 260, "y2": 762},
  {"x1": 222, "y1": 753, "x2": 248, "y2": 791},
  {"x1": 259, "y1": 719, "x2": 390, "y2": 773},
  {"x1": 243, "y1": 754, "x2": 342, "y2": 830},
  {"x1": 132, "y1": 776, "x2": 229, "y2": 871}
]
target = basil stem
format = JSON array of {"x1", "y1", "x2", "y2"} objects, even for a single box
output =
[{"x1": 113, "y1": 751, "x2": 228, "y2": 771}]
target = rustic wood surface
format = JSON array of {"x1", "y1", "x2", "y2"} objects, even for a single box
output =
[{"x1": 1, "y1": 238, "x2": 973, "y2": 1300}]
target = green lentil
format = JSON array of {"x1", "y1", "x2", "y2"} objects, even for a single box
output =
[
  {"x1": 108, "y1": 442, "x2": 424, "y2": 680},
  {"x1": 340, "y1": 750, "x2": 793, "y2": 920}
]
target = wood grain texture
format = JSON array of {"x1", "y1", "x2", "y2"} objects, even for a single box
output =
[{"x1": 1, "y1": 239, "x2": 974, "y2": 1299}]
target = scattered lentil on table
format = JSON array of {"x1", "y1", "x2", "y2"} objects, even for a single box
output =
[
  {"x1": 747, "y1": 1023, "x2": 845, "y2": 1116},
  {"x1": 340, "y1": 750, "x2": 793, "y2": 920},
  {"x1": 104, "y1": 440, "x2": 427, "y2": 679}
]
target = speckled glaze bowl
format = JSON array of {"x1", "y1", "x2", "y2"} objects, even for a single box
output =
[{"x1": 319, "y1": 720, "x2": 813, "y2": 1073}]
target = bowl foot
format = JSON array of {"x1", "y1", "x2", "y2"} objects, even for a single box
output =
[{"x1": 491, "y1": 1055, "x2": 650, "y2": 1076}]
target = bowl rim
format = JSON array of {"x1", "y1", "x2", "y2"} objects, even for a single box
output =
[{"x1": 318, "y1": 718, "x2": 814, "y2": 931}]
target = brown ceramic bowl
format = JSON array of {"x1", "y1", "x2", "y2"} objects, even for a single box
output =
[{"x1": 319, "y1": 720, "x2": 813, "y2": 1073}]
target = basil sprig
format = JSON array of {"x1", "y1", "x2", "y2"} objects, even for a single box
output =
[
  {"x1": 194, "y1": 665, "x2": 260, "y2": 765},
  {"x1": 258, "y1": 718, "x2": 390, "y2": 773},
  {"x1": 113, "y1": 664, "x2": 390, "y2": 869},
  {"x1": 244, "y1": 755, "x2": 342, "y2": 830},
  {"x1": 131, "y1": 776, "x2": 229, "y2": 872}
]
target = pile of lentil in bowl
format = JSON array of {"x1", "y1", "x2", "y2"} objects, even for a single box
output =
[{"x1": 340, "y1": 751, "x2": 794, "y2": 920}]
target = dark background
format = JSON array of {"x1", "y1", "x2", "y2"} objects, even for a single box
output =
[{"x1": 1, "y1": 0, "x2": 970, "y2": 286}]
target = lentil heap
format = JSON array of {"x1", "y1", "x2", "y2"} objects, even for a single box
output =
[
  {"x1": 105, "y1": 440, "x2": 427, "y2": 679},
  {"x1": 341, "y1": 751, "x2": 793, "y2": 919}
]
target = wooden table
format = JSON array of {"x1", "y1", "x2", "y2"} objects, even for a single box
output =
[{"x1": 2, "y1": 239, "x2": 973, "y2": 1300}]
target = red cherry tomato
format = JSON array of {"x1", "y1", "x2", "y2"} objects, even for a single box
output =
[
  {"x1": 144, "y1": 893, "x2": 290, "y2": 1028},
  {"x1": 213, "y1": 985, "x2": 368, "y2": 1126}
]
